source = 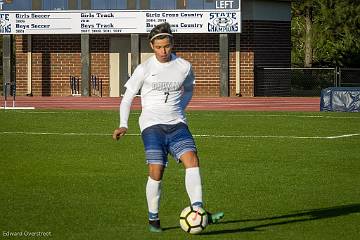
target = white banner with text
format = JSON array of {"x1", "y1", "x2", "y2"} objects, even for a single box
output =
[{"x1": 0, "y1": 10, "x2": 241, "y2": 34}]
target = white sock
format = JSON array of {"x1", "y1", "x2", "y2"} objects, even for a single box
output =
[
  {"x1": 146, "y1": 177, "x2": 161, "y2": 220},
  {"x1": 185, "y1": 167, "x2": 203, "y2": 207}
]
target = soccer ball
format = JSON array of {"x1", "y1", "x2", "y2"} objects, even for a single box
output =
[{"x1": 179, "y1": 205, "x2": 208, "y2": 234}]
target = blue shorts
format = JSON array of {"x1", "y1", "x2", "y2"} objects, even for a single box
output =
[{"x1": 141, "y1": 122, "x2": 197, "y2": 166}]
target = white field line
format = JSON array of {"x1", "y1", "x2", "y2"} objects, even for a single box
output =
[
  {"x1": 0, "y1": 131, "x2": 359, "y2": 139},
  {"x1": 5, "y1": 111, "x2": 358, "y2": 119},
  {"x1": 194, "y1": 133, "x2": 360, "y2": 139},
  {"x1": 186, "y1": 113, "x2": 360, "y2": 119},
  {"x1": 14, "y1": 111, "x2": 85, "y2": 114},
  {"x1": 0, "y1": 131, "x2": 137, "y2": 137},
  {"x1": 0, "y1": 107, "x2": 35, "y2": 110},
  {"x1": 9, "y1": 111, "x2": 142, "y2": 115}
]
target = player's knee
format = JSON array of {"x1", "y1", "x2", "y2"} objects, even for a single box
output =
[
  {"x1": 148, "y1": 164, "x2": 164, "y2": 181},
  {"x1": 181, "y1": 151, "x2": 199, "y2": 168},
  {"x1": 149, "y1": 174, "x2": 162, "y2": 181}
]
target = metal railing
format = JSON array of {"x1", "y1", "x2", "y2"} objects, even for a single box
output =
[
  {"x1": 2, "y1": 82, "x2": 16, "y2": 109},
  {"x1": 69, "y1": 75, "x2": 103, "y2": 97},
  {"x1": 255, "y1": 67, "x2": 360, "y2": 97},
  {"x1": 91, "y1": 75, "x2": 103, "y2": 97},
  {"x1": 69, "y1": 76, "x2": 81, "y2": 96}
]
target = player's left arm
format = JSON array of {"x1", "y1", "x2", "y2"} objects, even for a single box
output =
[{"x1": 180, "y1": 67, "x2": 195, "y2": 110}]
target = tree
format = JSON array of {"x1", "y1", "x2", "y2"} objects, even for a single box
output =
[
  {"x1": 292, "y1": 0, "x2": 317, "y2": 67},
  {"x1": 314, "y1": 0, "x2": 360, "y2": 67},
  {"x1": 292, "y1": 0, "x2": 360, "y2": 67}
]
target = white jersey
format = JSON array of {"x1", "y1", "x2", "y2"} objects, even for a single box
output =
[{"x1": 120, "y1": 54, "x2": 194, "y2": 132}]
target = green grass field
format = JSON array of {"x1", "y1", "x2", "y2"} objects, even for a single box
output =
[{"x1": 0, "y1": 109, "x2": 359, "y2": 240}]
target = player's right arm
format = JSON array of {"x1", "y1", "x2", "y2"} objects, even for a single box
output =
[
  {"x1": 113, "y1": 127, "x2": 128, "y2": 140},
  {"x1": 112, "y1": 89, "x2": 137, "y2": 140},
  {"x1": 113, "y1": 65, "x2": 145, "y2": 141}
]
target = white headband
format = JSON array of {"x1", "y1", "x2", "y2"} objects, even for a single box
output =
[{"x1": 150, "y1": 33, "x2": 173, "y2": 42}]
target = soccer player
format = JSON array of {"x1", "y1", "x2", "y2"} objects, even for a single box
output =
[{"x1": 113, "y1": 22, "x2": 224, "y2": 233}]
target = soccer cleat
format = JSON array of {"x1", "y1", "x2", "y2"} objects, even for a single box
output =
[
  {"x1": 207, "y1": 211, "x2": 224, "y2": 224},
  {"x1": 148, "y1": 220, "x2": 162, "y2": 233}
]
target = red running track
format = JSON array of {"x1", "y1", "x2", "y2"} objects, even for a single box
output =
[{"x1": 1, "y1": 96, "x2": 320, "y2": 112}]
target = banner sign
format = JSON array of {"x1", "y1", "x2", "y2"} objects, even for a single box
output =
[{"x1": 0, "y1": 10, "x2": 241, "y2": 34}]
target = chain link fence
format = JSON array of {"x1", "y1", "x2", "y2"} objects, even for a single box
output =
[
  {"x1": 255, "y1": 67, "x2": 360, "y2": 97},
  {"x1": 339, "y1": 68, "x2": 360, "y2": 87}
]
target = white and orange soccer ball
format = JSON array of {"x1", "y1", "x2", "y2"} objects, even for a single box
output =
[{"x1": 179, "y1": 205, "x2": 208, "y2": 234}]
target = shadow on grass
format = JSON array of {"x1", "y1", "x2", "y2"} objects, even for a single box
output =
[
  {"x1": 199, "y1": 204, "x2": 360, "y2": 235},
  {"x1": 162, "y1": 226, "x2": 181, "y2": 231}
]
